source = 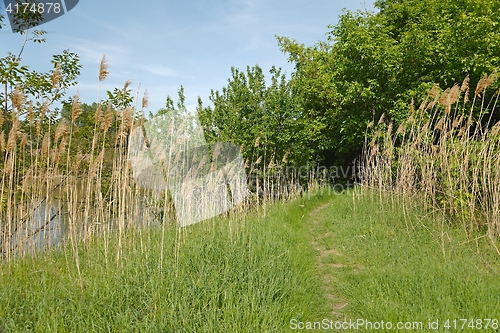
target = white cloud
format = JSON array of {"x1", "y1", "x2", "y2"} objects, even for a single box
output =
[
  {"x1": 138, "y1": 64, "x2": 179, "y2": 77},
  {"x1": 58, "y1": 37, "x2": 129, "y2": 66}
]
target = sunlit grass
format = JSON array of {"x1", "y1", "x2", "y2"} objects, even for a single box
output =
[
  {"x1": 309, "y1": 189, "x2": 500, "y2": 328},
  {"x1": 0, "y1": 193, "x2": 331, "y2": 332}
]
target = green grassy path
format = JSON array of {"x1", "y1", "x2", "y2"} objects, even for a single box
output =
[
  {"x1": 0, "y1": 190, "x2": 499, "y2": 332},
  {"x1": 305, "y1": 189, "x2": 500, "y2": 332},
  {"x1": 0, "y1": 194, "x2": 331, "y2": 332}
]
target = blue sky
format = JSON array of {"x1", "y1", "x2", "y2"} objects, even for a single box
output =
[{"x1": 1, "y1": 0, "x2": 375, "y2": 113}]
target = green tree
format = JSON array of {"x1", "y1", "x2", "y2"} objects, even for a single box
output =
[
  {"x1": 0, "y1": 4, "x2": 81, "y2": 132},
  {"x1": 278, "y1": 0, "x2": 500, "y2": 165},
  {"x1": 198, "y1": 65, "x2": 314, "y2": 169}
]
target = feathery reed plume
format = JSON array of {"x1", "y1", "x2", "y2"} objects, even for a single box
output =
[
  {"x1": 98, "y1": 55, "x2": 109, "y2": 82},
  {"x1": 429, "y1": 84, "x2": 440, "y2": 98},
  {"x1": 362, "y1": 77, "x2": 500, "y2": 237},
  {"x1": 386, "y1": 122, "x2": 393, "y2": 136},
  {"x1": 395, "y1": 122, "x2": 406, "y2": 135},
  {"x1": 58, "y1": 136, "x2": 68, "y2": 154},
  {"x1": 452, "y1": 115, "x2": 464, "y2": 128},
  {"x1": 377, "y1": 113, "x2": 385, "y2": 125},
  {"x1": 90, "y1": 149, "x2": 104, "y2": 178},
  {"x1": 461, "y1": 75, "x2": 469, "y2": 92},
  {"x1": 12, "y1": 86, "x2": 24, "y2": 112},
  {"x1": 55, "y1": 119, "x2": 69, "y2": 142},
  {"x1": 72, "y1": 150, "x2": 83, "y2": 172},
  {"x1": 40, "y1": 101, "x2": 48, "y2": 119},
  {"x1": 20, "y1": 133, "x2": 28, "y2": 149},
  {"x1": 6, "y1": 118, "x2": 20, "y2": 151},
  {"x1": 22, "y1": 168, "x2": 33, "y2": 193},
  {"x1": 41, "y1": 132, "x2": 50, "y2": 155},
  {"x1": 488, "y1": 70, "x2": 498, "y2": 85},
  {"x1": 52, "y1": 62, "x2": 61, "y2": 88},
  {"x1": 254, "y1": 135, "x2": 261, "y2": 148},
  {"x1": 435, "y1": 117, "x2": 445, "y2": 131},
  {"x1": 418, "y1": 99, "x2": 427, "y2": 111},
  {"x1": 0, "y1": 131, "x2": 5, "y2": 152},
  {"x1": 101, "y1": 103, "x2": 114, "y2": 133},
  {"x1": 282, "y1": 151, "x2": 290, "y2": 163},
  {"x1": 475, "y1": 74, "x2": 489, "y2": 96},
  {"x1": 36, "y1": 119, "x2": 41, "y2": 137},
  {"x1": 475, "y1": 71, "x2": 497, "y2": 96},
  {"x1": 142, "y1": 89, "x2": 149, "y2": 109},
  {"x1": 27, "y1": 101, "x2": 34, "y2": 125},
  {"x1": 441, "y1": 84, "x2": 460, "y2": 114},
  {"x1": 94, "y1": 103, "x2": 103, "y2": 124},
  {"x1": 421, "y1": 121, "x2": 430, "y2": 133},
  {"x1": 213, "y1": 143, "x2": 221, "y2": 160},
  {"x1": 268, "y1": 158, "x2": 275, "y2": 169},
  {"x1": 175, "y1": 122, "x2": 186, "y2": 139},
  {"x1": 4, "y1": 155, "x2": 13, "y2": 174},
  {"x1": 438, "y1": 88, "x2": 450, "y2": 106},
  {"x1": 120, "y1": 107, "x2": 133, "y2": 132},
  {"x1": 123, "y1": 80, "x2": 132, "y2": 95},
  {"x1": 449, "y1": 84, "x2": 460, "y2": 105},
  {"x1": 464, "y1": 88, "x2": 470, "y2": 105},
  {"x1": 71, "y1": 95, "x2": 83, "y2": 123},
  {"x1": 255, "y1": 156, "x2": 262, "y2": 165},
  {"x1": 425, "y1": 84, "x2": 441, "y2": 110},
  {"x1": 196, "y1": 154, "x2": 208, "y2": 174}
]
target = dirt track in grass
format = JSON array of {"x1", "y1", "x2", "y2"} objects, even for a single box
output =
[{"x1": 306, "y1": 200, "x2": 349, "y2": 319}]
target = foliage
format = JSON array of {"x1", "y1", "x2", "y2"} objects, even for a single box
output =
[
  {"x1": 198, "y1": 65, "x2": 315, "y2": 169},
  {"x1": 277, "y1": 0, "x2": 500, "y2": 165},
  {"x1": 106, "y1": 82, "x2": 134, "y2": 110},
  {"x1": 362, "y1": 74, "x2": 500, "y2": 235},
  {"x1": 0, "y1": 6, "x2": 81, "y2": 131}
]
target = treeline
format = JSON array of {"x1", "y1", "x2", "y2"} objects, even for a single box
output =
[
  {"x1": 195, "y1": 0, "x2": 500, "y2": 174},
  {"x1": 1, "y1": 0, "x2": 500, "y2": 183}
]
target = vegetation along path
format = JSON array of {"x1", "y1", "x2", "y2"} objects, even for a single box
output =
[
  {"x1": 302, "y1": 188, "x2": 500, "y2": 332},
  {"x1": 1, "y1": 189, "x2": 499, "y2": 332}
]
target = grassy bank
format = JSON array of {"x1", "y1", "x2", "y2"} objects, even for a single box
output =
[
  {"x1": 309, "y1": 188, "x2": 500, "y2": 331},
  {"x1": 0, "y1": 194, "x2": 331, "y2": 332},
  {"x1": 1, "y1": 188, "x2": 499, "y2": 332}
]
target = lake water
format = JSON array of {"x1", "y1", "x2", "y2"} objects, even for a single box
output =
[{"x1": 1, "y1": 201, "x2": 64, "y2": 258}]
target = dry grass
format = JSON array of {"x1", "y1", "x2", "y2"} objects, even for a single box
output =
[
  {"x1": 0, "y1": 58, "x2": 314, "y2": 263},
  {"x1": 361, "y1": 72, "x2": 500, "y2": 244}
]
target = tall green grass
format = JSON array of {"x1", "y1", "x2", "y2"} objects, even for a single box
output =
[
  {"x1": 308, "y1": 188, "x2": 500, "y2": 331},
  {"x1": 0, "y1": 193, "x2": 331, "y2": 332},
  {"x1": 362, "y1": 72, "x2": 500, "y2": 242},
  {"x1": 0, "y1": 55, "x2": 332, "y2": 332}
]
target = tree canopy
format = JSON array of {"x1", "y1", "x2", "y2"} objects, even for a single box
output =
[
  {"x1": 197, "y1": 65, "x2": 318, "y2": 169},
  {"x1": 277, "y1": 0, "x2": 500, "y2": 165}
]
